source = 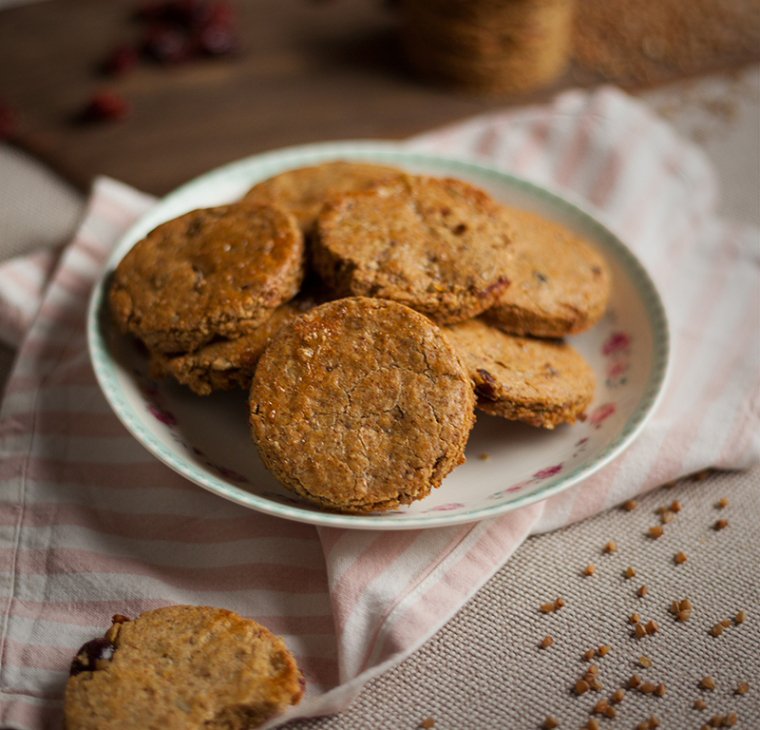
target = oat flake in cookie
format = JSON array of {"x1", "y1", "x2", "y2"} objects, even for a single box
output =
[
  {"x1": 313, "y1": 175, "x2": 514, "y2": 324},
  {"x1": 443, "y1": 318, "x2": 595, "y2": 429},
  {"x1": 64, "y1": 605, "x2": 304, "y2": 730},
  {"x1": 249, "y1": 297, "x2": 476, "y2": 514},
  {"x1": 109, "y1": 202, "x2": 304, "y2": 354}
]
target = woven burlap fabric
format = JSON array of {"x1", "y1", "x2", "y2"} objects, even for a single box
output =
[{"x1": 290, "y1": 468, "x2": 760, "y2": 729}]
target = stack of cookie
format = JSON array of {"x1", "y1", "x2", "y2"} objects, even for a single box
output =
[{"x1": 109, "y1": 161, "x2": 610, "y2": 514}]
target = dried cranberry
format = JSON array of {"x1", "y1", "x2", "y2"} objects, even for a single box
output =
[
  {"x1": 0, "y1": 101, "x2": 20, "y2": 141},
  {"x1": 69, "y1": 637, "x2": 115, "y2": 676},
  {"x1": 82, "y1": 90, "x2": 131, "y2": 122},
  {"x1": 101, "y1": 43, "x2": 139, "y2": 76}
]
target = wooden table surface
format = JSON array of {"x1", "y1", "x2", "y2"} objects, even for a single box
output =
[{"x1": 1, "y1": 0, "x2": 757, "y2": 197}]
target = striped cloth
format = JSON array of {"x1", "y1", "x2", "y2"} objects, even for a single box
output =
[{"x1": 0, "y1": 87, "x2": 757, "y2": 729}]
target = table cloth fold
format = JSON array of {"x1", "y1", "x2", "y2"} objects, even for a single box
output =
[{"x1": 0, "y1": 86, "x2": 758, "y2": 729}]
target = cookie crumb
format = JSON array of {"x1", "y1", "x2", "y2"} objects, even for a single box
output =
[
  {"x1": 675, "y1": 551, "x2": 688, "y2": 564},
  {"x1": 699, "y1": 676, "x2": 716, "y2": 691}
]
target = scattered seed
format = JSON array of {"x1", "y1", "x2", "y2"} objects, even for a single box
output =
[
  {"x1": 589, "y1": 676, "x2": 604, "y2": 691},
  {"x1": 710, "y1": 623, "x2": 724, "y2": 637},
  {"x1": 598, "y1": 645, "x2": 611, "y2": 657},
  {"x1": 693, "y1": 469, "x2": 711, "y2": 481},
  {"x1": 649, "y1": 716, "x2": 660, "y2": 728},
  {"x1": 695, "y1": 699, "x2": 707, "y2": 709},
  {"x1": 678, "y1": 609, "x2": 692, "y2": 622},
  {"x1": 655, "y1": 683, "x2": 666, "y2": 697},
  {"x1": 638, "y1": 585, "x2": 648, "y2": 597},
  {"x1": 635, "y1": 623, "x2": 647, "y2": 638},
  {"x1": 661, "y1": 510, "x2": 675, "y2": 524},
  {"x1": 586, "y1": 719, "x2": 600, "y2": 730},
  {"x1": 478, "y1": 453, "x2": 490, "y2": 460},
  {"x1": 736, "y1": 682, "x2": 749, "y2": 694},
  {"x1": 646, "y1": 619, "x2": 658, "y2": 634},
  {"x1": 655, "y1": 506, "x2": 667, "y2": 515},
  {"x1": 543, "y1": 717, "x2": 558, "y2": 730},
  {"x1": 588, "y1": 664, "x2": 599, "y2": 675},
  {"x1": 604, "y1": 706, "x2": 616, "y2": 718},
  {"x1": 641, "y1": 682, "x2": 656, "y2": 694},
  {"x1": 725, "y1": 711, "x2": 738, "y2": 725},
  {"x1": 636, "y1": 722, "x2": 650, "y2": 730},
  {"x1": 540, "y1": 601, "x2": 555, "y2": 613},
  {"x1": 555, "y1": 597, "x2": 566, "y2": 610},
  {"x1": 670, "y1": 500, "x2": 681, "y2": 512},
  {"x1": 735, "y1": 610, "x2": 746, "y2": 624},
  {"x1": 624, "y1": 499, "x2": 638, "y2": 511},
  {"x1": 604, "y1": 540, "x2": 617, "y2": 553},
  {"x1": 629, "y1": 674, "x2": 642, "y2": 688},
  {"x1": 631, "y1": 613, "x2": 640, "y2": 624},
  {"x1": 626, "y1": 566, "x2": 637, "y2": 579},
  {"x1": 710, "y1": 716, "x2": 724, "y2": 727},
  {"x1": 541, "y1": 635, "x2": 554, "y2": 649},
  {"x1": 612, "y1": 688, "x2": 625, "y2": 703},
  {"x1": 671, "y1": 600, "x2": 681, "y2": 614},
  {"x1": 593, "y1": 699, "x2": 608, "y2": 714},
  {"x1": 648, "y1": 525, "x2": 664, "y2": 538},
  {"x1": 583, "y1": 649, "x2": 596, "y2": 661},
  {"x1": 663, "y1": 480, "x2": 677, "y2": 488},
  {"x1": 576, "y1": 679, "x2": 590, "y2": 695},
  {"x1": 675, "y1": 551, "x2": 688, "y2": 564},
  {"x1": 720, "y1": 618, "x2": 731, "y2": 628},
  {"x1": 639, "y1": 655, "x2": 653, "y2": 668},
  {"x1": 585, "y1": 563, "x2": 596, "y2": 576},
  {"x1": 700, "y1": 676, "x2": 716, "y2": 691},
  {"x1": 715, "y1": 519, "x2": 728, "y2": 530},
  {"x1": 419, "y1": 718, "x2": 435, "y2": 729},
  {"x1": 717, "y1": 497, "x2": 728, "y2": 508}
]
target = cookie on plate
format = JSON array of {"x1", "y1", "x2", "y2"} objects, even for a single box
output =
[
  {"x1": 109, "y1": 202, "x2": 305, "y2": 354},
  {"x1": 249, "y1": 297, "x2": 476, "y2": 514},
  {"x1": 485, "y1": 206, "x2": 611, "y2": 337},
  {"x1": 443, "y1": 318, "x2": 595, "y2": 429},
  {"x1": 312, "y1": 174, "x2": 514, "y2": 324},
  {"x1": 64, "y1": 605, "x2": 304, "y2": 730},
  {"x1": 149, "y1": 294, "x2": 319, "y2": 395},
  {"x1": 243, "y1": 160, "x2": 403, "y2": 234}
]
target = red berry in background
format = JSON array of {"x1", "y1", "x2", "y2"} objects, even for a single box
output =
[
  {"x1": 143, "y1": 24, "x2": 191, "y2": 64},
  {"x1": 101, "y1": 43, "x2": 140, "y2": 76},
  {"x1": 82, "y1": 90, "x2": 131, "y2": 122},
  {"x1": 0, "y1": 101, "x2": 21, "y2": 140}
]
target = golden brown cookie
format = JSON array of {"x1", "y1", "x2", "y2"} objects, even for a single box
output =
[
  {"x1": 249, "y1": 297, "x2": 476, "y2": 514},
  {"x1": 109, "y1": 202, "x2": 305, "y2": 354},
  {"x1": 243, "y1": 160, "x2": 403, "y2": 234},
  {"x1": 312, "y1": 175, "x2": 514, "y2": 324},
  {"x1": 64, "y1": 605, "x2": 304, "y2": 730},
  {"x1": 485, "y1": 206, "x2": 611, "y2": 337},
  {"x1": 443, "y1": 318, "x2": 595, "y2": 428},
  {"x1": 149, "y1": 294, "x2": 320, "y2": 395}
]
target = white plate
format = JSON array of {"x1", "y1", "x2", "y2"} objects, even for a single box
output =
[{"x1": 87, "y1": 141, "x2": 669, "y2": 530}]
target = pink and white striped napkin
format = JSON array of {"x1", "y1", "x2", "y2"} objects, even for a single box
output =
[{"x1": 0, "y1": 86, "x2": 758, "y2": 729}]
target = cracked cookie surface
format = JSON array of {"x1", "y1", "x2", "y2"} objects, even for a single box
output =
[
  {"x1": 485, "y1": 206, "x2": 611, "y2": 337},
  {"x1": 312, "y1": 175, "x2": 514, "y2": 324},
  {"x1": 109, "y1": 202, "x2": 304, "y2": 354},
  {"x1": 64, "y1": 605, "x2": 304, "y2": 730},
  {"x1": 249, "y1": 297, "x2": 476, "y2": 513},
  {"x1": 443, "y1": 318, "x2": 595, "y2": 429}
]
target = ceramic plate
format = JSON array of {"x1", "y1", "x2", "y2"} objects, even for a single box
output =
[{"x1": 87, "y1": 141, "x2": 669, "y2": 530}]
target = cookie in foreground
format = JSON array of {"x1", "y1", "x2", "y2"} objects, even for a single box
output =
[
  {"x1": 249, "y1": 297, "x2": 476, "y2": 513},
  {"x1": 64, "y1": 605, "x2": 304, "y2": 730}
]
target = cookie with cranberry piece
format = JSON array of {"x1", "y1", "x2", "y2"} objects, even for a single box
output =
[
  {"x1": 243, "y1": 160, "x2": 403, "y2": 234},
  {"x1": 312, "y1": 175, "x2": 513, "y2": 324},
  {"x1": 443, "y1": 318, "x2": 595, "y2": 428},
  {"x1": 249, "y1": 297, "x2": 476, "y2": 513},
  {"x1": 485, "y1": 206, "x2": 611, "y2": 337},
  {"x1": 109, "y1": 202, "x2": 304, "y2": 354},
  {"x1": 64, "y1": 605, "x2": 304, "y2": 730}
]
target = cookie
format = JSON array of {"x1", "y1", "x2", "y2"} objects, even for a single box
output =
[
  {"x1": 312, "y1": 174, "x2": 513, "y2": 324},
  {"x1": 64, "y1": 605, "x2": 304, "y2": 730},
  {"x1": 243, "y1": 160, "x2": 403, "y2": 234},
  {"x1": 485, "y1": 206, "x2": 611, "y2": 337},
  {"x1": 109, "y1": 202, "x2": 305, "y2": 354},
  {"x1": 443, "y1": 318, "x2": 595, "y2": 428},
  {"x1": 149, "y1": 294, "x2": 319, "y2": 395},
  {"x1": 249, "y1": 297, "x2": 476, "y2": 514}
]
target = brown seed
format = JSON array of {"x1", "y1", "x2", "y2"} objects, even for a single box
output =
[
  {"x1": 583, "y1": 648, "x2": 596, "y2": 661},
  {"x1": 587, "y1": 664, "x2": 599, "y2": 675},
  {"x1": 670, "y1": 499, "x2": 681, "y2": 512},
  {"x1": 576, "y1": 679, "x2": 590, "y2": 695},
  {"x1": 710, "y1": 623, "x2": 724, "y2": 637},
  {"x1": 543, "y1": 717, "x2": 558, "y2": 730},
  {"x1": 630, "y1": 612, "x2": 640, "y2": 624},
  {"x1": 638, "y1": 585, "x2": 648, "y2": 597},
  {"x1": 586, "y1": 719, "x2": 600, "y2": 730},
  {"x1": 612, "y1": 688, "x2": 625, "y2": 703},
  {"x1": 624, "y1": 499, "x2": 638, "y2": 511},
  {"x1": 626, "y1": 566, "x2": 637, "y2": 579},
  {"x1": 720, "y1": 618, "x2": 731, "y2": 628},
  {"x1": 661, "y1": 510, "x2": 675, "y2": 524},
  {"x1": 681, "y1": 599, "x2": 693, "y2": 611},
  {"x1": 585, "y1": 563, "x2": 596, "y2": 576},
  {"x1": 655, "y1": 506, "x2": 667, "y2": 515},
  {"x1": 717, "y1": 497, "x2": 728, "y2": 508},
  {"x1": 641, "y1": 682, "x2": 656, "y2": 694},
  {"x1": 648, "y1": 525, "x2": 664, "y2": 538},
  {"x1": 629, "y1": 674, "x2": 642, "y2": 688},
  {"x1": 736, "y1": 681, "x2": 749, "y2": 694},
  {"x1": 735, "y1": 610, "x2": 746, "y2": 624},
  {"x1": 710, "y1": 716, "x2": 724, "y2": 727},
  {"x1": 654, "y1": 683, "x2": 666, "y2": 697},
  {"x1": 604, "y1": 706, "x2": 616, "y2": 719},
  {"x1": 636, "y1": 722, "x2": 650, "y2": 730},
  {"x1": 598, "y1": 645, "x2": 611, "y2": 657},
  {"x1": 678, "y1": 609, "x2": 692, "y2": 622},
  {"x1": 593, "y1": 699, "x2": 608, "y2": 714},
  {"x1": 671, "y1": 600, "x2": 681, "y2": 614},
  {"x1": 663, "y1": 480, "x2": 677, "y2": 488},
  {"x1": 646, "y1": 620, "x2": 658, "y2": 634},
  {"x1": 604, "y1": 540, "x2": 617, "y2": 553},
  {"x1": 649, "y1": 717, "x2": 660, "y2": 729},
  {"x1": 540, "y1": 601, "x2": 555, "y2": 613},
  {"x1": 675, "y1": 551, "x2": 688, "y2": 564},
  {"x1": 635, "y1": 623, "x2": 647, "y2": 638},
  {"x1": 419, "y1": 719, "x2": 435, "y2": 730},
  {"x1": 639, "y1": 655, "x2": 653, "y2": 668},
  {"x1": 715, "y1": 519, "x2": 728, "y2": 530},
  {"x1": 695, "y1": 699, "x2": 707, "y2": 709},
  {"x1": 693, "y1": 469, "x2": 711, "y2": 481},
  {"x1": 554, "y1": 597, "x2": 566, "y2": 610},
  {"x1": 725, "y1": 712, "x2": 738, "y2": 726},
  {"x1": 589, "y1": 676, "x2": 604, "y2": 691},
  {"x1": 700, "y1": 676, "x2": 716, "y2": 690},
  {"x1": 541, "y1": 635, "x2": 554, "y2": 649}
]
